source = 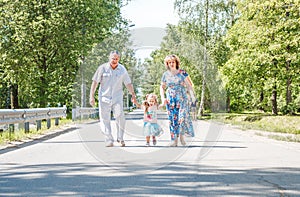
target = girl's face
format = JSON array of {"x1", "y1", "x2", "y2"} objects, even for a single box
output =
[
  {"x1": 167, "y1": 58, "x2": 177, "y2": 70},
  {"x1": 147, "y1": 98, "x2": 156, "y2": 106}
]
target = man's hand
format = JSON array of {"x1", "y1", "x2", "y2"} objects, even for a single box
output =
[
  {"x1": 89, "y1": 97, "x2": 95, "y2": 107},
  {"x1": 131, "y1": 94, "x2": 137, "y2": 105}
]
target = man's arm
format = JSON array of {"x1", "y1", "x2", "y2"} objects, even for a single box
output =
[
  {"x1": 126, "y1": 83, "x2": 137, "y2": 104},
  {"x1": 89, "y1": 80, "x2": 98, "y2": 107}
]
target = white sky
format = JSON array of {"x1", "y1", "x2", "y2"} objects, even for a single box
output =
[
  {"x1": 121, "y1": 0, "x2": 180, "y2": 28},
  {"x1": 121, "y1": 0, "x2": 180, "y2": 59}
]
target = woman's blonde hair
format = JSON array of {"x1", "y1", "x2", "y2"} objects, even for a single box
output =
[{"x1": 164, "y1": 54, "x2": 180, "y2": 70}]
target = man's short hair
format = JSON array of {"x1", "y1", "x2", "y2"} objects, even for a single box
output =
[{"x1": 110, "y1": 50, "x2": 120, "y2": 57}]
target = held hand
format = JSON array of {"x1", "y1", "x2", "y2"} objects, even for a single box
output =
[
  {"x1": 131, "y1": 95, "x2": 137, "y2": 105},
  {"x1": 160, "y1": 98, "x2": 167, "y2": 107},
  {"x1": 89, "y1": 97, "x2": 95, "y2": 107},
  {"x1": 164, "y1": 98, "x2": 168, "y2": 105}
]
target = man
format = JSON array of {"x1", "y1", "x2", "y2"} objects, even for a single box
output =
[{"x1": 89, "y1": 51, "x2": 137, "y2": 147}]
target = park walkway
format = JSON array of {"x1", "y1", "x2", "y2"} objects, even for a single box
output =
[{"x1": 0, "y1": 110, "x2": 299, "y2": 196}]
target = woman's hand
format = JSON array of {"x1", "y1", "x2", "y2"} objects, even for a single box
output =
[{"x1": 160, "y1": 98, "x2": 167, "y2": 107}]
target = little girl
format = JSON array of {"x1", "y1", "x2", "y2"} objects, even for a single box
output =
[{"x1": 135, "y1": 93, "x2": 164, "y2": 146}]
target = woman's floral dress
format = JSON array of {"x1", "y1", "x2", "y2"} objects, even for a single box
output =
[
  {"x1": 178, "y1": 69, "x2": 195, "y2": 137},
  {"x1": 161, "y1": 70, "x2": 190, "y2": 140}
]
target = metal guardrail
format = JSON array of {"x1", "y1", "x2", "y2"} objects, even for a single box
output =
[
  {"x1": 72, "y1": 107, "x2": 98, "y2": 121},
  {"x1": 0, "y1": 106, "x2": 67, "y2": 132},
  {"x1": 71, "y1": 107, "x2": 135, "y2": 121}
]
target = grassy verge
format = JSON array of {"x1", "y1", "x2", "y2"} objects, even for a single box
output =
[
  {"x1": 210, "y1": 112, "x2": 300, "y2": 142},
  {"x1": 0, "y1": 118, "x2": 74, "y2": 146}
]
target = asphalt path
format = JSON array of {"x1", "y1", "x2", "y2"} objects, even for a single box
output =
[{"x1": 0, "y1": 109, "x2": 299, "y2": 196}]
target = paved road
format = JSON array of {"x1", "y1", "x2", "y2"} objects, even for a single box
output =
[{"x1": 0, "y1": 110, "x2": 299, "y2": 196}]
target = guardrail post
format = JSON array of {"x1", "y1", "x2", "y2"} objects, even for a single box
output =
[
  {"x1": 36, "y1": 120, "x2": 42, "y2": 131},
  {"x1": 55, "y1": 118, "x2": 59, "y2": 126},
  {"x1": 80, "y1": 108, "x2": 83, "y2": 120},
  {"x1": 47, "y1": 119, "x2": 51, "y2": 129},
  {"x1": 9, "y1": 124, "x2": 14, "y2": 133},
  {"x1": 72, "y1": 108, "x2": 77, "y2": 121},
  {"x1": 24, "y1": 122, "x2": 30, "y2": 133}
]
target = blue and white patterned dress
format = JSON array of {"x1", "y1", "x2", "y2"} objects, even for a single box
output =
[
  {"x1": 161, "y1": 70, "x2": 190, "y2": 140},
  {"x1": 179, "y1": 69, "x2": 195, "y2": 137}
]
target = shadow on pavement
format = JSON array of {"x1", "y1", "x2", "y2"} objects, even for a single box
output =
[{"x1": 0, "y1": 162, "x2": 299, "y2": 196}]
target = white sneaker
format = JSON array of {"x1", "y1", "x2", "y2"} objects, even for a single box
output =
[
  {"x1": 117, "y1": 139, "x2": 125, "y2": 147},
  {"x1": 105, "y1": 142, "x2": 114, "y2": 147}
]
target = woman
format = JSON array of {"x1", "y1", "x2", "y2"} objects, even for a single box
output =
[
  {"x1": 178, "y1": 69, "x2": 196, "y2": 137},
  {"x1": 163, "y1": 59, "x2": 196, "y2": 137},
  {"x1": 160, "y1": 54, "x2": 195, "y2": 146}
]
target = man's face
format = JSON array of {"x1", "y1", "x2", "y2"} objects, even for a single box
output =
[{"x1": 109, "y1": 54, "x2": 120, "y2": 68}]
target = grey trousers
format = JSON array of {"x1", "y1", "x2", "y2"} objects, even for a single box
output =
[{"x1": 98, "y1": 100, "x2": 125, "y2": 144}]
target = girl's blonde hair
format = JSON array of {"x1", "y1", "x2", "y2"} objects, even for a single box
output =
[{"x1": 143, "y1": 93, "x2": 158, "y2": 113}]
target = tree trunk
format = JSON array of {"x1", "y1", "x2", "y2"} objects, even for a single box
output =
[
  {"x1": 81, "y1": 56, "x2": 86, "y2": 107},
  {"x1": 286, "y1": 80, "x2": 292, "y2": 103},
  {"x1": 259, "y1": 89, "x2": 264, "y2": 111},
  {"x1": 226, "y1": 89, "x2": 230, "y2": 112},
  {"x1": 286, "y1": 60, "x2": 292, "y2": 106},
  {"x1": 10, "y1": 83, "x2": 19, "y2": 109},
  {"x1": 198, "y1": 0, "x2": 209, "y2": 117},
  {"x1": 198, "y1": 70, "x2": 206, "y2": 116},
  {"x1": 271, "y1": 83, "x2": 278, "y2": 115},
  {"x1": 40, "y1": 76, "x2": 47, "y2": 107}
]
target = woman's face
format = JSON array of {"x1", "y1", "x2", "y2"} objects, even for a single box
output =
[{"x1": 166, "y1": 58, "x2": 177, "y2": 70}]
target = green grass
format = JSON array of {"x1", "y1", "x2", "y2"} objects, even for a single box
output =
[
  {"x1": 0, "y1": 118, "x2": 73, "y2": 146},
  {"x1": 210, "y1": 112, "x2": 300, "y2": 142}
]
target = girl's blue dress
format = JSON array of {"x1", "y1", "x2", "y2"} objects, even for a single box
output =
[{"x1": 143, "y1": 105, "x2": 164, "y2": 137}]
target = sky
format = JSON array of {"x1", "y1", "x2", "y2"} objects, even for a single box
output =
[
  {"x1": 121, "y1": 0, "x2": 180, "y2": 59},
  {"x1": 121, "y1": 0, "x2": 179, "y2": 28}
]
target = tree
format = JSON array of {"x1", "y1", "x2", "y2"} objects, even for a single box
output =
[
  {"x1": 174, "y1": 0, "x2": 237, "y2": 115},
  {"x1": 0, "y1": 0, "x2": 125, "y2": 108},
  {"x1": 72, "y1": 26, "x2": 138, "y2": 108},
  {"x1": 224, "y1": 0, "x2": 300, "y2": 114}
]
